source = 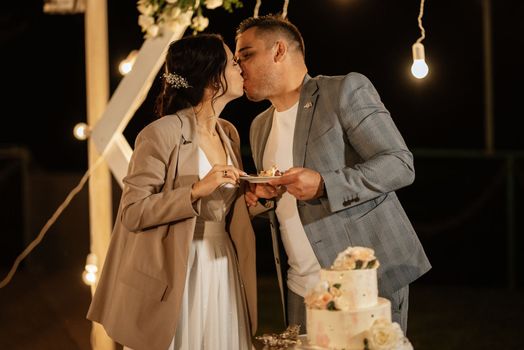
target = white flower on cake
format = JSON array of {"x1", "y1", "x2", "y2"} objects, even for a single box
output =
[
  {"x1": 332, "y1": 246, "x2": 380, "y2": 270},
  {"x1": 364, "y1": 319, "x2": 413, "y2": 350}
]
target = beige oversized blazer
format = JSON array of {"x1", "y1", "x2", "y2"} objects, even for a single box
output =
[{"x1": 87, "y1": 108, "x2": 257, "y2": 350}]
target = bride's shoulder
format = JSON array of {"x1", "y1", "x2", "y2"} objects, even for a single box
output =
[{"x1": 137, "y1": 114, "x2": 183, "y2": 146}]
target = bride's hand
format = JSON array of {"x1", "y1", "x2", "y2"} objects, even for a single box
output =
[{"x1": 191, "y1": 165, "x2": 245, "y2": 201}]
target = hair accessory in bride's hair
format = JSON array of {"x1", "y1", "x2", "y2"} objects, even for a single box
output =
[{"x1": 163, "y1": 72, "x2": 191, "y2": 89}]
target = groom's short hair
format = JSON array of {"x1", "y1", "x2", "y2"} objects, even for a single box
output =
[{"x1": 236, "y1": 15, "x2": 305, "y2": 58}]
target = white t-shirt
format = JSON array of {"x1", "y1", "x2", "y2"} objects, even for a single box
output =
[{"x1": 263, "y1": 102, "x2": 321, "y2": 297}]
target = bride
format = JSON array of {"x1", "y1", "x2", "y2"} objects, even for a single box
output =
[{"x1": 87, "y1": 34, "x2": 256, "y2": 350}]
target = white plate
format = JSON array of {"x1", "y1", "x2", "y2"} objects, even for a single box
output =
[{"x1": 239, "y1": 175, "x2": 282, "y2": 183}]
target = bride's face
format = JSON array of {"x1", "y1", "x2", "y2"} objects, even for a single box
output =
[{"x1": 222, "y1": 44, "x2": 244, "y2": 99}]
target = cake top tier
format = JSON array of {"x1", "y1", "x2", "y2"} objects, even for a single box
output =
[{"x1": 331, "y1": 246, "x2": 380, "y2": 270}]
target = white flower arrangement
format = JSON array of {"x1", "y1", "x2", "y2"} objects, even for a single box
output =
[
  {"x1": 331, "y1": 246, "x2": 380, "y2": 270},
  {"x1": 137, "y1": 0, "x2": 243, "y2": 38},
  {"x1": 364, "y1": 319, "x2": 414, "y2": 350}
]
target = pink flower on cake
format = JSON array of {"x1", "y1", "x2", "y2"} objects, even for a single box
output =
[
  {"x1": 317, "y1": 292, "x2": 334, "y2": 309},
  {"x1": 364, "y1": 319, "x2": 413, "y2": 350},
  {"x1": 305, "y1": 282, "x2": 345, "y2": 310}
]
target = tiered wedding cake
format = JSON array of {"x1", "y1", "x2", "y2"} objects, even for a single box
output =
[{"x1": 305, "y1": 247, "x2": 412, "y2": 350}]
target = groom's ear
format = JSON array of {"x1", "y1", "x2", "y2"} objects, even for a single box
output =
[{"x1": 273, "y1": 40, "x2": 288, "y2": 63}]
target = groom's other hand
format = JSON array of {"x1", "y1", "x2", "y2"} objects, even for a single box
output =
[
  {"x1": 269, "y1": 167, "x2": 324, "y2": 201},
  {"x1": 245, "y1": 182, "x2": 279, "y2": 207}
]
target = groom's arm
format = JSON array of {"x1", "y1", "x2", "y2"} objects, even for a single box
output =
[
  {"x1": 269, "y1": 73, "x2": 414, "y2": 213},
  {"x1": 319, "y1": 72, "x2": 415, "y2": 213}
]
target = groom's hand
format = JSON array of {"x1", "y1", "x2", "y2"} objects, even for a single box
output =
[
  {"x1": 245, "y1": 182, "x2": 279, "y2": 207},
  {"x1": 269, "y1": 167, "x2": 324, "y2": 201}
]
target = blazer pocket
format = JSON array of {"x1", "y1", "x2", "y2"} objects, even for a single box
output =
[
  {"x1": 120, "y1": 268, "x2": 169, "y2": 301},
  {"x1": 308, "y1": 125, "x2": 336, "y2": 144},
  {"x1": 353, "y1": 193, "x2": 388, "y2": 221}
]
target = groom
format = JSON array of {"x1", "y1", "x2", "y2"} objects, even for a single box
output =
[{"x1": 235, "y1": 15, "x2": 431, "y2": 333}]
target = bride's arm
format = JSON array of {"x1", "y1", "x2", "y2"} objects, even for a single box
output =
[{"x1": 120, "y1": 123, "x2": 201, "y2": 232}]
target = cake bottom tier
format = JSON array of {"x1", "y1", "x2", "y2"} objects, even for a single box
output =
[{"x1": 306, "y1": 297, "x2": 391, "y2": 350}]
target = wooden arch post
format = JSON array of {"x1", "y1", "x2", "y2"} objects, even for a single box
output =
[{"x1": 84, "y1": 0, "x2": 114, "y2": 349}]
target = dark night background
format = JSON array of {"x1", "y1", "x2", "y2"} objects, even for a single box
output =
[
  {"x1": 2, "y1": 0, "x2": 524, "y2": 169},
  {"x1": 1, "y1": 0, "x2": 524, "y2": 349}
]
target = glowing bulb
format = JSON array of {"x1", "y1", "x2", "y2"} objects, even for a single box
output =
[
  {"x1": 411, "y1": 59, "x2": 429, "y2": 79},
  {"x1": 118, "y1": 50, "x2": 138, "y2": 76},
  {"x1": 119, "y1": 61, "x2": 133, "y2": 75},
  {"x1": 411, "y1": 43, "x2": 429, "y2": 79},
  {"x1": 82, "y1": 253, "x2": 98, "y2": 286},
  {"x1": 73, "y1": 122, "x2": 90, "y2": 140},
  {"x1": 82, "y1": 270, "x2": 97, "y2": 285}
]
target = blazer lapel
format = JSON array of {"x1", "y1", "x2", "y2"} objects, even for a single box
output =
[
  {"x1": 253, "y1": 108, "x2": 274, "y2": 171},
  {"x1": 174, "y1": 109, "x2": 199, "y2": 187},
  {"x1": 293, "y1": 75, "x2": 319, "y2": 167},
  {"x1": 216, "y1": 121, "x2": 240, "y2": 169}
]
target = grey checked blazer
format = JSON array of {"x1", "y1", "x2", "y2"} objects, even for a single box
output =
[{"x1": 250, "y1": 72, "x2": 431, "y2": 320}]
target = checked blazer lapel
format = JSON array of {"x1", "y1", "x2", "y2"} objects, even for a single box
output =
[{"x1": 293, "y1": 75, "x2": 319, "y2": 167}]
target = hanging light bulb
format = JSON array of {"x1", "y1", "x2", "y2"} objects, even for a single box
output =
[
  {"x1": 82, "y1": 253, "x2": 98, "y2": 286},
  {"x1": 73, "y1": 122, "x2": 90, "y2": 140},
  {"x1": 411, "y1": 42, "x2": 429, "y2": 79},
  {"x1": 118, "y1": 50, "x2": 138, "y2": 76},
  {"x1": 410, "y1": 0, "x2": 429, "y2": 80}
]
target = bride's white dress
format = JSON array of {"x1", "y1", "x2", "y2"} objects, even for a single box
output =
[{"x1": 125, "y1": 146, "x2": 251, "y2": 350}]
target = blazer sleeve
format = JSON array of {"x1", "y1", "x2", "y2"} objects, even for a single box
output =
[
  {"x1": 320, "y1": 73, "x2": 415, "y2": 213},
  {"x1": 120, "y1": 124, "x2": 200, "y2": 232}
]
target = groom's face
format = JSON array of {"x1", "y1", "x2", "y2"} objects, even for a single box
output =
[{"x1": 235, "y1": 28, "x2": 279, "y2": 102}]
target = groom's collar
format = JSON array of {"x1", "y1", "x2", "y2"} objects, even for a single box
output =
[{"x1": 301, "y1": 74, "x2": 319, "y2": 98}]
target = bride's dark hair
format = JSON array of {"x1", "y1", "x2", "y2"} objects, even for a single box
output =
[{"x1": 155, "y1": 34, "x2": 228, "y2": 117}]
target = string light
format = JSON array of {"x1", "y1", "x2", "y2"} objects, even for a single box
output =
[
  {"x1": 0, "y1": 156, "x2": 106, "y2": 288},
  {"x1": 253, "y1": 0, "x2": 290, "y2": 19},
  {"x1": 411, "y1": 0, "x2": 429, "y2": 79},
  {"x1": 73, "y1": 122, "x2": 90, "y2": 140},
  {"x1": 254, "y1": 0, "x2": 261, "y2": 17},
  {"x1": 118, "y1": 50, "x2": 138, "y2": 76},
  {"x1": 82, "y1": 253, "x2": 99, "y2": 286},
  {"x1": 282, "y1": 0, "x2": 289, "y2": 18}
]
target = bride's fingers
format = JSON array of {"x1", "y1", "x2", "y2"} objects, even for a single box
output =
[
  {"x1": 222, "y1": 166, "x2": 244, "y2": 181},
  {"x1": 212, "y1": 166, "x2": 233, "y2": 180}
]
